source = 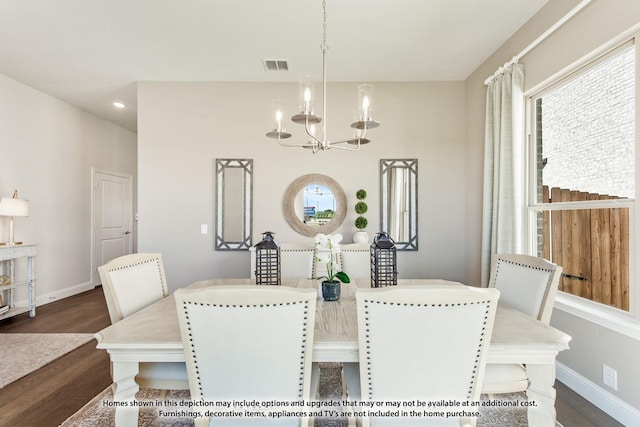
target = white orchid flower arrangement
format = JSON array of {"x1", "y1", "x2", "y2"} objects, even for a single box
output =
[{"x1": 314, "y1": 233, "x2": 351, "y2": 284}]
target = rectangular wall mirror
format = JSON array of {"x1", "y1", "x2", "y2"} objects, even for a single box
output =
[
  {"x1": 215, "y1": 159, "x2": 253, "y2": 250},
  {"x1": 380, "y1": 159, "x2": 418, "y2": 251}
]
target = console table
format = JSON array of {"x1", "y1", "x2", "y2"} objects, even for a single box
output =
[{"x1": 0, "y1": 244, "x2": 37, "y2": 319}]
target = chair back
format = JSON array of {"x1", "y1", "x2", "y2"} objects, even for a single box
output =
[
  {"x1": 98, "y1": 253, "x2": 169, "y2": 323},
  {"x1": 489, "y1": 254, "x2": 562, "y2": 324},
  {"x1": 280, "y1": 243, "x2": 317, "y2": 279},
  {"x1": 249, "y1": 243, "x2": 316, "y2": 280},
  {"x1": 339, "y1": 243, "x2": 371, "y2": 280},
  {"x1": 175, "y1": 285, "x2": 317, "y2": 426},
  {"x1": 356, "y1": 286, "x2": 499, "y2": 427}
]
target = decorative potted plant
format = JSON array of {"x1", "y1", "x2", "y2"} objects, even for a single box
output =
[
  {"x1": 353, "y1": 189, "x2": 369, "y2": 244},
  {"x1": 314, "y1": 233, "x2": 350, "y2": 301}
]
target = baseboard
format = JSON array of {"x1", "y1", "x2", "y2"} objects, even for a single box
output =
[
  {"x1": 556, "y1": 361, "x2": 640, "y2": 426},
  {"x1": 35, "y1": 281, "x2": 95, "y2": 307}
]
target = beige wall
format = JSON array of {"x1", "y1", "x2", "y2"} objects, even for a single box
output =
[
  {"x1": 0, "y1": 73, "x2": 137, "y2": 302},
  {"x1": 137, "y1": 80, "x2": 467, "y2": 288},
  {"x1": 465, "y1": 0, "x2": 640, "y2": 419}
]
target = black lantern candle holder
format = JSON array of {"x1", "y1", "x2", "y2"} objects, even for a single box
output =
[
  {"x1": 370, "y1": 231, "x2": 397, "y2": 287},
  {"x1": 254, "y1": 231, "x2": 280, "y2": 285}
]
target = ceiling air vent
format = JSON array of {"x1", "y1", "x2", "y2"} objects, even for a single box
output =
[{"x1": 263, "y1": 59, "x2": 289, "y2": 71}]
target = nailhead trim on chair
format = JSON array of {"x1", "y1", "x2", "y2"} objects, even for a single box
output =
[
  {"x1": 108, "y1": 257, "x2": 167, "y2": 296},
  {"x1": 338, "y1": 249, "x2": 369, "y2": 270},
  {"x1": 361, "y1": 299, "x2": 494, "y2": 400},
  {"x1": 180, "y1": 300, "x2": 312, "y2": 398},
  {"x1": 493, "y1": 258, "x2": 555, "y2": 289}
]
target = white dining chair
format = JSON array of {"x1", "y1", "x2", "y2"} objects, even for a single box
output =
[
  {"x1": 98, "y1": 253, "x2": 188, "y2": 390},
  {"x1": 277, "y1": 242, "x2": 327, "y2": 400},
  {"x1": 481, "y1": 253, "x2": 563, "y2": 395},
  {"x1": 281, "y1": 243, "x2": 317, "y2": 278},
  {"x1": 488, "y1": 253, "x2": 562, "y2": 324},
  {"x1": 351, "y1": 285, "x2": 500, "y2": 427},
  {"x1": 339, "y1": 243, "x2": 371, "y2": 280},
  {"x1": 98, "y1": 253, "x2": 169, "y2": 323},
  {"x1": 175, "y1": 285, "x2": 317, "y2": 427}
]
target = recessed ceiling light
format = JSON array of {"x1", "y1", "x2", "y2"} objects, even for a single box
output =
[{"x1": 113, "y1": 102, "x2": 126, "y2": 109}]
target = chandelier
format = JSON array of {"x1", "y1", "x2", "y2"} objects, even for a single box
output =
[{"x1": 265, "y1": 0, "x2": 380, "y2": 153}]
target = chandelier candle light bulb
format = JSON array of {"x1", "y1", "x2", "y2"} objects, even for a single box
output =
[
  {"x1": 301, "y1": 77, "x2": 314, "y2": 115},
  {"x1": 358, "y1": 84, "x2": 372, "y2": 122},
  {"x1": 276, "y1": 110, "x2": 282, "y2": 132},
  {"x1": 362, "y1": 97, "x2": 369, "y2": 120},
  {"x1": 268, "y1": 100, "x2": 291, "y2": 139},
  {"x1": 304, "y1": 89, "x2": 311, "y2": 113}
]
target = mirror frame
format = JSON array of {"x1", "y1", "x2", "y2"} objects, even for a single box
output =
[
  {"x1": 380, "y1": 158, "x2": 418, "y2": 251},
  {"x1": 215, "y1": 159, "x2": 253, "y2": 250},
  {"x1": 283, "y1": 173, "x2": 347, "y2": 237}
]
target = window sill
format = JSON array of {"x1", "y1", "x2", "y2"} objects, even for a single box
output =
[{"x1": 555, "y1": 292, "x2": 640, "y2": 341}]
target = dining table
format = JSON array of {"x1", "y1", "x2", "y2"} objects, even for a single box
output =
[{"x1": 94, "y1": 278, "x2": 571, "y2": 427}]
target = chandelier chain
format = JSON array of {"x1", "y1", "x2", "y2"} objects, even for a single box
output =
[{"x1": 321, "y1": 0, "x2": 328, "y2": 52}]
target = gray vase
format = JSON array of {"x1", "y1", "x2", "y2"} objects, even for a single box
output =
[{"x1": 322, "y1": 280, "x2": 341, "y2": 301}]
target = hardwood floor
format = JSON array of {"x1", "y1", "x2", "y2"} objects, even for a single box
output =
[
  {"x1": 0, "y1": 288, "x2": 112, "y2": 427},
  {"x1": 0, "y1": 287, "x2": 625, "y2": 427},
  {"x1": 555, "y1": 381, "x2": 623, "y2": 427}
]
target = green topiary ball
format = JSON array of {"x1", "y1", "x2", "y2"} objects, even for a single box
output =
[
  {"x1": 355, "y1": 216, "x2": 368, "y2": 230},
  {"x1": 356, "y1": 189, "x2": 367, "y2": 200},
  {"x1": 355, "y1": 201, "x2": 368, "y2": 214}
]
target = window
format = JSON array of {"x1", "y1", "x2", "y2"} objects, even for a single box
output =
[{"x1": 527, "y1": 41, "x2": 636, "y2": 316}]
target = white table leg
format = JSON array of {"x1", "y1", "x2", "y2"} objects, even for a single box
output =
[
  {"x1": 342, "y1": 362, "x2": 361, "y2": 426},
  {"x1": 111, "y1": 361, "x2": 140, "y2": 427},
  {"x1": 342, "y1": 362, "x2": 360, "y2": 400},
  {"x1": 525, "y1": 363, "x2": 557, "y2": 427},
  {"x1": 310, "y1": 363, "x2": 321, "y2": 400}
]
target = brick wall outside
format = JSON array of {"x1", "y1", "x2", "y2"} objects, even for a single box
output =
[{"x1": 539, "y1": 46, "x2": 635, "y2": 199}]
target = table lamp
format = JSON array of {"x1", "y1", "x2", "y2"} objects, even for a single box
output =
[{"x1": 0, "y1": 190, "x2": 29, "y2": 246}]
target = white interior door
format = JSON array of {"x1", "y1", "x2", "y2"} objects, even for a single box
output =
[{"x1": 93, "y1": 170, "x2": 133, "y2": 286}]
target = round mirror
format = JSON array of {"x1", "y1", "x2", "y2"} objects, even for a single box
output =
[{"x1": 283, "y1": 173, "x2": 347, "y2": 237}]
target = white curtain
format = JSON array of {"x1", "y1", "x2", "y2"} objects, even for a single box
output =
[{"x1": 481, "y1": 64, "x2": 525, "y2": 285}]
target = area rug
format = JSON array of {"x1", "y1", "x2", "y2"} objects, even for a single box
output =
[
  {"x1": 60, "y1": 363, "x2": 556, "y2": 427},
  {"x1": 0, "y1": 333, "x2": 94, "y2": 389}
]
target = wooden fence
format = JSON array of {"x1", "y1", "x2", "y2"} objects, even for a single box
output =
[{"x1": 541, "y1": 185, "x2": 629, "y2": 311}]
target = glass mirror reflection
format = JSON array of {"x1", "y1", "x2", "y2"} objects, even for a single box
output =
[
  {"x1": 380, "y1": 159, "x2": 418, "y2": 251},
  {"x1": 298, "y1": 185, "x2": 336, "y2": 227},
  {"x1": 215, "y1": 159, "x2": 253, "y2": 250}
]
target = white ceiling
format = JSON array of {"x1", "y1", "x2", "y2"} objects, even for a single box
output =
[{"x1": 0, "y1": 0, "x2": 548, "y2": 132}]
